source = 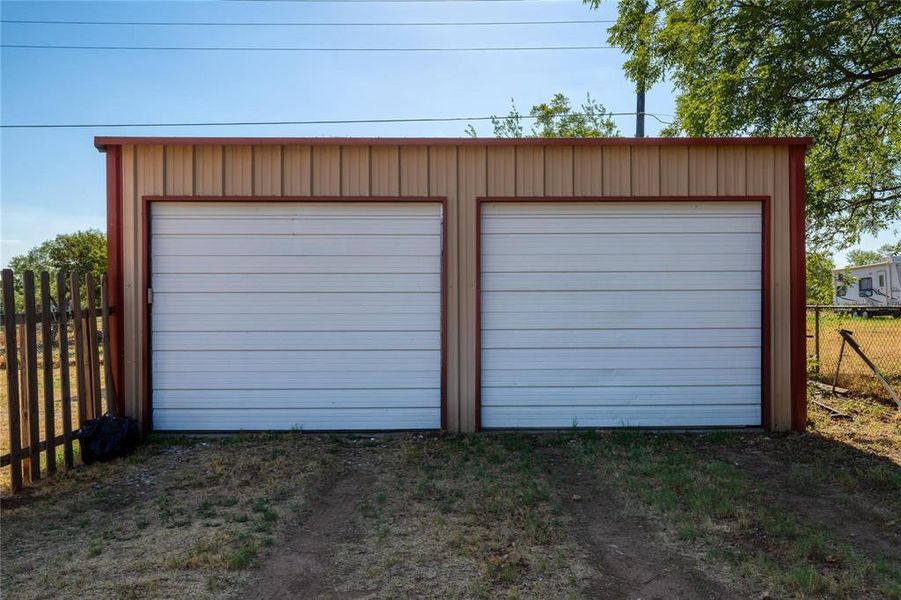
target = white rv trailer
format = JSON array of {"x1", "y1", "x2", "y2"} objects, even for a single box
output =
[{"x1": 833, "y1": 256, "x2": 901, "y2": 317}]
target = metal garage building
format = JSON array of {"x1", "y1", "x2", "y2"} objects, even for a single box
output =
[{"x1": 95, "y1": 136, "x2": 809, "y2": 433}]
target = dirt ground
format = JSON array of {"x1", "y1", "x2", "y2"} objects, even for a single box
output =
[{"x1": 2, "y1": 389, "x2": 899, "y2": 599}]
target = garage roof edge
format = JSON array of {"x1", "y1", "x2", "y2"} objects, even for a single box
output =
[{"x1": 94, "y1": 136, "x2": 813, "y2": 152}]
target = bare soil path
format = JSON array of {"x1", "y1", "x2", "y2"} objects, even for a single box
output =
[
  {"x1": 245, "y1": 464, "x2": 377, "y2": 599},
  {"x1": 540, "y1": 446, "x2": 744, "y2": 600}
]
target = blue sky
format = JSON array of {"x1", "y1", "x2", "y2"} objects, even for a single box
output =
[{"x1": 1, "y1": 0, "x2": 897, "y2": 268}]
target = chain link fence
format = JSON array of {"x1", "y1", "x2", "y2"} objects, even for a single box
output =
[{"x1": 807, "y1": 305, "x2": 901, "y2": 399}]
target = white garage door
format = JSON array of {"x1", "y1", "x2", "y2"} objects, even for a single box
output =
[
  {"x1": 480, "y1": 201, "x2": 762, "y2": 428},
  {"x1": 150, "y1": 202, "x2": 442, "y2": 431}
]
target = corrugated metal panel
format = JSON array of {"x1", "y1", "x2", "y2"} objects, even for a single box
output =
[
  {"x1": 223, "y1": 146, "x2": 252, "y2": 195},
  {"x1": 660, "y1": 146, "x2": 689, "y2": 196},
  {"x1": 772, "y1": 146, "x2": 792, "y2": 429},
  {"x1": 689, "y1": 146, "x2": 717, "y2": 195},
  {"x1": 603, "y1": 146, "x2": 631, "y2": 195},
  {"x1": 430, "y1": 146, "x2": 460, "y2": 430},
  {"x1": 254, "y1": 146, "x2": 282, "y2": 196},
  {"x1": 457, "y1": 146, "x2": 486, "y2": 431},
  {"x1": 117, "y1": 140, "x2": 797, "y2": 433},
  {"x1": 312, "y1": 146, "x2": 340, "y2": 195},
  {"x1": 194, "y1": 145, "x2": 222, "y2": 195},
  {"x1": 164, "y1": 146, "x2": 193, "y2": 196},
  {"x1": 341, "y1": 146, "x2": 370, "y2": 196},
  {"x1": 480, "y1": 201, "x2": 762, "y2": 428},
  {"x1": 150, "y1": 201, "x2": 442, "y2": 430},
  {"x1": 282, "y1": 145, "x2": 311, "y2": 196},
  {"x1": 371, "y1": 146, "x2": 399, "y2": 195},
  {"x1": 544, "y1": 146, "x2": 573, "y2": 196},
  {"x1": 120, "y1": 145, "x2": 138, "y2": 420},
  {"x1": 516, "y1": 146, "x2": 544, "y2": 196},
  {"x1": 718, "y1": 146, "x2": 746, "y2": 196},
  {"x1": 631, "y1": 146, "x2": 660, "y2": 196},
  {"x1": 573, "y1": 147, "x2": 603, "y2": 195},
  {"x1": 400, "y1": 146, "x2": 429, "y2": 196}
]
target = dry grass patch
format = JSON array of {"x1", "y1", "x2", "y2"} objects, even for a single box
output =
[
  {"x1": 808, "y1": 313, "x2": 901, "y2": 399},
  {"x1": 1, "y1": 433, "x2": 340, "y2": 600},
  {"x1": 330, "y1": 434, "x2": 590, "y2": 599},
  {"x1": 560, "y1": 391, "x2": 901, "y2": 599}
]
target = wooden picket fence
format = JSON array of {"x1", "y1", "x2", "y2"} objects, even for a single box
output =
[{"x1": 0, "y1": 269, "x2": 116, "y2": 493}]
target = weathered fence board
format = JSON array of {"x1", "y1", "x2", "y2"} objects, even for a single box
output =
[
  {"x1": 1, "y1": 270, "x2": 114, "y2": 492},
  {"x1": 70, "y1": 274, "x2": 88, "y2": 426},
  {"x1": 2, "y1": 269, "x2": 24, "y2": 491},
  {"x1": 58, "y1": 271, "x2": 74, "y2": 468},
  {"x1": 23, "y1": 272, "x2": 41, "y2": 481},
  {"x1": 85, "y1": 273, "x2": 102, "y2": 419},
  {"x1": 40, "y1": 271, "x2": 57, "y2": 474}
]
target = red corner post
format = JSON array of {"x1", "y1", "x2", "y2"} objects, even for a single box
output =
[
  {"x1": 789, "y1": 144, "x2": 808, "y2": 431},
  {"x1": 105, "y1": 145, "x2": 125, "y2": 417}
]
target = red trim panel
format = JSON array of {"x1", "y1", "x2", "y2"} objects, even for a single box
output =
[
  {"x1": 789, "y1": 147, "x2": 808, "y2": 431},
  {"x1": 474, "y1": 195, "x2": 772, "y2": 431},
  {"x1": 141, "y1": 195, "x2": 448, "y2": 432},
  {"x1": 105, "y1": 146, "x2": 124, "y2": 416},
  {"x1": 95, "y1": 137, "x2": 813, "y2": 151}
]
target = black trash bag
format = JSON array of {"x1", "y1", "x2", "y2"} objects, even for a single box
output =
[{"x1": 74, "y1": 415, "x2": 140, "y2": 465}]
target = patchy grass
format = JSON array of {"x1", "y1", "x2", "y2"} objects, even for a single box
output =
[
  {"x1": 559, "y1": 393, "x2": 901, "y2": 599},
  {"x1": 2, "y1": 390, "x2": 898, "y2": 599},
  {"x1": 1, "y1": 433, "x2": 339, "y2": 599},
  {"x1": 329, "y1": 434, "x2": 590, "y2": 599}
]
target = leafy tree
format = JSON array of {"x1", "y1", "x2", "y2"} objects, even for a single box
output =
[
  {"x1": 468, "y1": 93, "x2": 620, "y2": 138},
  {"x1": 6, "y1": 229, "x2": 106, "y2": 311},
  {"x1": 878, "y1": 240, "x2": 901, "y2": 255},
  {"x1": 593, "y1": 0, "x2": 901, "y2": 250},
  {"x1": 846, "y1": 248, "x2": 887, "y2": 266},
  {"x1": 806, "y1": 251, "x2": 835, "y2": 304}
]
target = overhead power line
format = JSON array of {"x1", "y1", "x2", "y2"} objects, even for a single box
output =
[
  {"x1": 215, "y1": 0, "x2": 579, "y2": 3},
  {"x1": 1, "y1": 112, "x2": 673, "y2": 129},
  {"x1": 1, "y1": 44, "x2": 614, "y2": 52},
  {"x1": 1, "y1": 18, "x2": 614, "y2": 27}
]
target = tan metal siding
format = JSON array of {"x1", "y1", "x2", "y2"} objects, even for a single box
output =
[
  {"x1": 457, "y1": 146, "x2": 486, "y2": 431},
  {"x1": 544, "y1": 146, "x2": 573, "y2": 196},
  {"x1": 487, "y1": 147, "x2": 515, "y2": 197},
  {"x1": 717, "y1": 146, "x2": 746, "y2": 196},
  {"x1": 772, "y1": 146, "x2": 792, "y2": 430},
  {"x1": 254, "y1": 145, "x2": 282, "y2": 196},
  {"x1": 194, "y1": 145, "x2": 222, "y2": 195},
  {"x1": 429, "y1": 146, "x2": 459, "y2": 430},
  {"x1": 341, "y1": 146, "x2": 369, "y2": 196},
  {"x1": 660, "y1": 146, "x2": 689, "y2": 196},
  {"x1": 120, "y1": 141, "x2": 796, "y2": 432},
  {"x1": 371, "y1": 146, "x2": 399, "y2": 196},
  {"x1": 603, "y1": 146, "x2": 630, "y2": 195},
  {"x1": 311, "y1": 146, "x2": 340, "y2": 196},
  {"x1": 282, "y1": 145, "x2": 311, "y2": 196},
  {"x1": 120, "y1": 145, "x2": 137, "y2": 421},
  {"x1": 631, "y1": 145, "x2": 660, "y2": 196},
  {"x1": 165, "y1": 146, "x2": 193, "y2": 196},
  {"x1": 516, "y1": 146, "x2": 543, "y2": 196},
  {"x1": 689, "y1": 146, "x2": 717, "y2": 195},
  {"x1": 223, "y1": 146, "x2": 252, "y2": 195},
  {"x1": 400, "y1": 146, "x2": 429, "y2": 196},
  {"x1": 573, "y1": 147, "x2": 603, "y2": 195},
  {"x1": 135, "y1": 145, "x2": 163, "y2": 426}
]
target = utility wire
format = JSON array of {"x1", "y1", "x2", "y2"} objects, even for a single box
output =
[
  {"x1": 215, "y1": 0, "x2": 580, "y2": 3},
  {"x1": 1, "y1": 43, "x2": 614, "y2": 52},
  {"x1": 1, "y1": 18, "x2": 614, "y2": 27},
  {"x1": 1, "y1": 113, "x2": 673, "y2": 129}
]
